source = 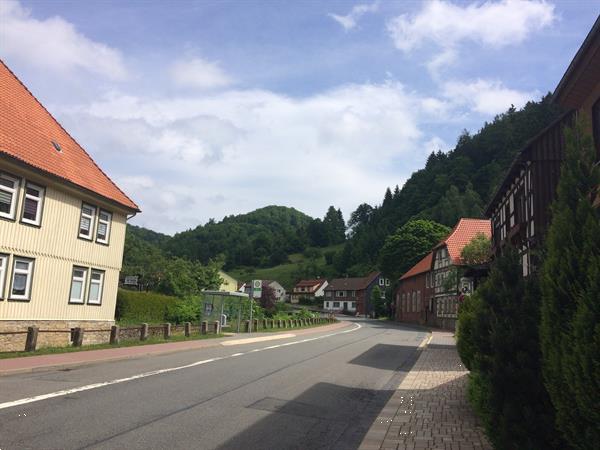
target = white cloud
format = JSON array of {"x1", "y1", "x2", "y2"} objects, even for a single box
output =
[
  {"x1": 60, "y1": 81, "x2": 452, "y2": 233},
  {"x1": 169, "y1": 57, "x2": 234, "y2": 90},
  {"x1": 388, "y1": 0, "x2": 555, "y2": 51},
  {"x1": 329, "y1": 2, "x2": 379, "y2": 31},
  {"x1": 0, "y1": 0, "x2": 128, "y2": 80},
  {"x1": 442, "y1": 79, "x2": 538, "y2": 115}
]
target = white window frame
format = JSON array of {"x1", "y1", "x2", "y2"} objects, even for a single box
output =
[
  {"x1": 69, "y1": 266, "x2": 88, "y2": 304},
  {"x1": 333, "y1": 301, "x2": 340, "y2": 308},
  {"x1": 0, "y1": 173, "x2": 19, "y2": 220},
  {"x1": 79, "y1": 203, "x2": 96, "y2": 240},
  {"x1": 379, "y1": 277, "x2": 385, "y2": 286},
  {"x1": 21, "y1": 181, "x2": 45, "y2": 226},
  {"x1": 96, "y1": 209, "x2": 112, "y2": 244},
  {"x1": 9, "y1": 257, "x2": 34, "y2": 301},
  {"x1": 336, "y1": 290, "x2": 345, "y2": 297},
  {"x1": 0, "y1": 254, "x2": 8, "y2": 299},
  {"x1": 87, "y1": 269, "x2": 104, "y2": 305}
]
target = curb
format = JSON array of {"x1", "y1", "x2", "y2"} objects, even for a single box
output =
[{"x1": 0, "y1": 321, "x2": 349, "y2": 376}]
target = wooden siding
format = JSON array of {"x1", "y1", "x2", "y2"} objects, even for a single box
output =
[{"x1": 0, "y1": 159, "x2": 128, "y2": 321}]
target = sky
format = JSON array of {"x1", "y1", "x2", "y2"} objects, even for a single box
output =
[{"x1": 1, "y1": 0, "x2": 598, "y2": 234}]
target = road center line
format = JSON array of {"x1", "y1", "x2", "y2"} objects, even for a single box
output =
[{"x1": 0, "y1": 322, "x2": 361, "y2": 411}]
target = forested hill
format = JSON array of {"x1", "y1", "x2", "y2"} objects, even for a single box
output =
[
  {"x1": 126, "y1": 96, "x2": 562, "y2": 280},
  {"x1": 336, "y1": 95, "x2": 562, "y2": 276},
  {"x1": 127, "y1": 205, "x2": 346, "y2": 271}
]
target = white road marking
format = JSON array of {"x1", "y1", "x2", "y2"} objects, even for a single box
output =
[
  {"x1": 221, "y1": 333, "x2": 296, "y2": 346},
  {"x1": 0, "y1": 322, "x2": 361, "y2": 411}
]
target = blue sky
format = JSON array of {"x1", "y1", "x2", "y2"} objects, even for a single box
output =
[{"x1": 1, "y1": 0, "x2": 598, "y2": 234}]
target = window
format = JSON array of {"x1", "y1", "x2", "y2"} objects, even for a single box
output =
[
  {"x1": 333, "y1": 301, "x2": 340, "y2": 308},
  {"x1": 417, "y1": 291, "x2": 422, "y2": 311},
  {"x1": 379, "y1": 277, "x2": 384, "y2": 286},
  {"x1": 10, "y1": 257, "x2": 34, "y2": 300},
  {"x1": 326, "y1": 291, "x2": 332, "y2": 297},
  {"x1": 69, "y1": 267, "x2": 88, "y2": 304},
  {"x1": 88, "y1": 270, "x2": 104, "y2": 305},
  {"x1": 412, "y1": 292, "x2": 417, "y2": 312},
  {"x1": 385, "y1": 278, "x2": 390, "y2": 286},
  {"x1": 0, "y1": 254, "x2": 7, "y2": 299},
  {"x1": 351, "y1": 302, "x2": 356, "y2": 309},
  {"x1": 336, "y1": 290, "x2": 346, "y2": 297},
  {"x1": 351, "y1": 290, "x2": 356, "y2": 297},
  {"x1": 21, "y1": 182, "x2": 44, "y2": 226},
  {"x1": 79, "y1": 203, "x2": 96, "y2": 240},
  {"x1": 96, "y1": 210, "x2": 112, "y2": 244},
  {"x1": 0, "y1": 173, "x2": 19, "y2": 220}
]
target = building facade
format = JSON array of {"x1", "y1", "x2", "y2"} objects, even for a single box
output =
[
  {"x1": 395, "y1": 252, "x2": 434, "y2": 326},
  {"x1": 324, "y1": 272, "x2": 388, "y2": 315},
  {"x1": 0, "y1": 61, "x2": 139, "y2": 350},
  {"x1": 218, "y1": 271, "x2": 238, "y2": 293},
  {"x1": 431, "y1": 219, "x2": 491, "y2": 330},
  {"x1": 290, "y1": 279, "x2": 328, "y2": 303},
  {"x1": 486, "y1": 17, "x2": 600, "y2": 273}
]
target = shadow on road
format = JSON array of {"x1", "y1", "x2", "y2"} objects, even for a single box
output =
[{"x1": 217, "y1": 382, "x2": 395, "y2": 450}]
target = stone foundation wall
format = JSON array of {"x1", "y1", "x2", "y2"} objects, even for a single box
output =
[{"x1": 0, "y1": 320, "x2": 114, "y2": 352}]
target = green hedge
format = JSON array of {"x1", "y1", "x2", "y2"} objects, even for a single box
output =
[{"x1": 116, "y1": 289, "x2": 180, "y2": 324}]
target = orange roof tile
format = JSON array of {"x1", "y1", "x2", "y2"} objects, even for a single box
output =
[
  {"x1": 400, "y1": 252, "x2": 433, "y2": 280},
  {"x1": 435, "y1": 218, "x2": 491, "y2": 265},
  {"x1": 0, "y1": 60, "x2": 139, "y2": 212}
]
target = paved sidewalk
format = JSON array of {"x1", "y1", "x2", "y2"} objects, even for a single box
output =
[
  {"x1": 0, "y1": 321, "x2": 347, "y2": 376},
  {"x1": 359, "y1": 331, "x2": 492, "y2": 450}
]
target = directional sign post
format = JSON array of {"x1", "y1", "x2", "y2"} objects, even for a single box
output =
[{"x1": 249, "y1": 280, "x2": 261, "y2": 333}]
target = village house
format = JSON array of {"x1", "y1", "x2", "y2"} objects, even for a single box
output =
[
  {"x1": 430, "y1": 218, "x2": 491, "y2": 330},
  {"x1": 242, "y1": 279, "x2": 286, "y2": 302},
  {"x1": 486, "y1": 17, "x2": 600, "y2": 274},
  {"x1": 0, "y1": 61, "x2": 139, "y2": 351},
  {"x1": 218, "y1": 270, "x2": 238, "y2": 293},
  {"x1": 324, "y1": 272, "x2": 388, "y2": 315},
  {"x1": 395, "y1": 252, "x2": 434, "y2": 327},
  {"x1": 290, "y1": 279, "x2": 328, "y2": 304}
]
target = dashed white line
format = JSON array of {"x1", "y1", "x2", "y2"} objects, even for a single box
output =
[{"x1": 0, "y1": 322, "x2": 361, "y2": 411}]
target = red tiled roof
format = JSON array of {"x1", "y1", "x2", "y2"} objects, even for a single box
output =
[
  {"x1": 435, "y1": 218, "x2": 491, "y2": 265},
  {"x1": 0, "y1": 61, "x2": 139, "y2": 211},
  {"x1": 295, "y1": 279, "x2": 325, "y2": 288},
  {"x1": 400, "y1": 252, "x2": 433, "y2": 280}
]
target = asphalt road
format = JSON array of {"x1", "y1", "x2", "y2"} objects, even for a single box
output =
[{"x1": 0, "y1": 318, "x2": 427, "y2": 450}]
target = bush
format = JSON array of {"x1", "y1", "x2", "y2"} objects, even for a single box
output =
[
  {"x1": 165, "y1": 295, "x2": 203, "y2": 324},
  {"x1": 457, "y1": 251, "x2": 564, "y2": 449},
  {"x1": 295, "y1": 307, "x2": 317, "y2": 319},
  {"x1": 116, "y1": 289, "x2": 180, "y2": 324},
  {"x1": 540, "y1": 118, "x2": 600, "y2": 449}
]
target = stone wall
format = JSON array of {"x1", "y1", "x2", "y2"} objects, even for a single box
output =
[{"x1": 0, "y1": 320, "x2": 114, "y2": 352}]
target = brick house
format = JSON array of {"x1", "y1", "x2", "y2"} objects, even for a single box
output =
[
  {"x1": 486, "y1": 17, "x2": 600, "y2": 273},
  {"x1": 395, "y1": 252, "x2": 434, "y2": 327},
  {"x1": 431, "y1": 219, "x2": 491, "y2": 330},
  {"x1": 323, "y1": 272, "x2": 388, "y2": 315},
  {"x1": 0, "y1": 61, "x2": 139, "y2": 351},
  {"x1": 290, "y1": 279, "x2": 328, "y2": 304}
]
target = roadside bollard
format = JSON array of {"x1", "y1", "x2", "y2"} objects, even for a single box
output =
[
  {"x1": 72, "y1": 327, "x2": 84, "y2": 347},
  {"x1": 25, "y1": 326, "x2": 38, "y2": 352},
  {"x1": 163, "y1": 323, "x2": 171, "y2": 339},
  {"x1": 201, "y1": 321, "x2": 208, "y2": 335},
  {"x1": 271, "y1": 319, "x2": 275, "y2": 329},
  {"x1": 140, "y1": 323, "x2": 149, "y2": 341},
  {"x1": 184, "y1": 322, "x2": 191, "y2": 337},
  {"x1": 213, "y1": 320, "x2": 221, "y2": 334},
  {"x1": 110, "y1": 325, "x2": 120, "y2": 345},
  {"x1": 278, "y1": 320, "x2": 282, "y2": 328}
]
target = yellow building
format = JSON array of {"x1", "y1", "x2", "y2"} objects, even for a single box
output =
[
  {"x1": 0, "y1": 61, "x2": 139, "y2": 350},
  {"x1": 218, "y1": 271, "x2": 239, "y2": 293}
]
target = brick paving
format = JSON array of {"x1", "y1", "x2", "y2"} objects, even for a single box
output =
[{"x1": 359, "y1": 331, "x2": 492, "y2": 450}]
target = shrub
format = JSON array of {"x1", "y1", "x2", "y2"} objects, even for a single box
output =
[
  {"x1": 457, "y1": 251, "x2": 564, "y2": 449},
  {"x1": 540, "y1": 118, "x2": 600, "y2": 449},
  {"x1": 116, "y1": 289, "x2": 180, "y2": 324},
  {"x1": 165, "y1": 295, "x2": 203, "y2": 324}
]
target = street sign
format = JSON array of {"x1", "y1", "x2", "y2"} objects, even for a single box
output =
[
  {"x1": 252, "y1": 280, "x2": 262, "y2": 298},
  {"x1": 124, "y1": 275, "x2": 138, "y2": 286}
]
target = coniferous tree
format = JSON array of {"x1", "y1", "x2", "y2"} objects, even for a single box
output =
[{"x1": 540, "y1": 118, "x2": 600, "y2": 449}]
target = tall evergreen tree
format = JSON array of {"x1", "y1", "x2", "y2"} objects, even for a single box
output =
[{"x1": 540, "y1": 118, "x2": 600, "y2": 449}]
